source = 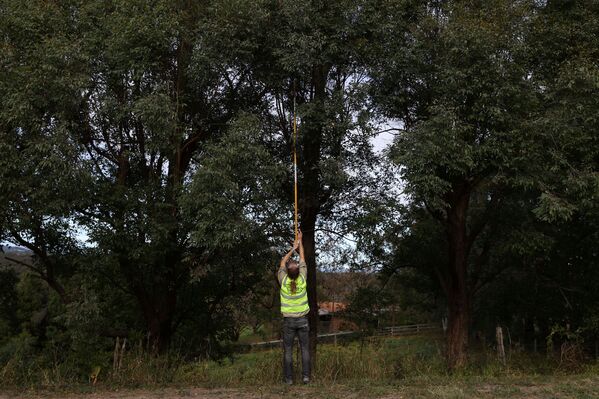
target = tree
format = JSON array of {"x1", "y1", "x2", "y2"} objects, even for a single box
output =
[
  {"x1": 369, "y1": 0, "x2": 536, "y2": 367},
  {"x1": 245, "y1": 0, "x2": 383, "y2": 363},
  {"x1": 527, "y1": 0, "x2": 599, "y2": 223},
  {"x1": 0, "y1": 0, "x2": 90, "y2": 305},
  {"x1": 71, "y1": 0, "x2": 284, "y2": 352},
  {"x1": 0, "y1": 0, "x2": 283, "y2": 353}
]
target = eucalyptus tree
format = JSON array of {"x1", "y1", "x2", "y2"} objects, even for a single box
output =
[
  {"x1": 369, "y1": 0, "x2": 537, "y2": 367},
  {"x1": 1, "y1": 0, "x2": 282, "y2": 353},
  {"x1": 244, "y1": 0, "x2": 385, "y2": 361},
  {"x1": 528, "y1": 0, "x2": 599, "y2": 222},
  {"x1": 0, "y1": 0, "x2": 90, "y2": 305},
  {"x1": 73, "y1": 0, "x2": 287, "y2": 352},
  {"x1": 522, "y1": 0, "x2": 599, "y2": 350}
]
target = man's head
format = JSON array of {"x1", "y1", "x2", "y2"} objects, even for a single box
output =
[{"x1": 286, "y1": 259, "x2": 300, "y2": 280}]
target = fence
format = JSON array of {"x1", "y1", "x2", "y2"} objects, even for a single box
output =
[
  {"x1": 375, "y1": 323, "x2": 441, "y2": 337},
  {"x1": 243, "y1": 322, "x2": 441, "y2": 351}
]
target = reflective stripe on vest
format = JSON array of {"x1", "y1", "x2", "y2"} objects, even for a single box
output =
[{"x1": 280, "y1": 274, "x2": 309, "y2": 314}]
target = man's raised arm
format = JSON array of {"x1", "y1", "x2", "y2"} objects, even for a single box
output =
[
  {"x1": 277, "y1": 238, "x2": 299, "y2": 282},
  {"x1": 298, "y1": 230, "x2": 305, "y2": 263},
  {"x1": 298, "y1": 230, "x2": 307, "y2": 277}
]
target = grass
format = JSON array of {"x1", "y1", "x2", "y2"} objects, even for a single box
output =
[
  {"x1": 3, "y1": 334, "x2": 599, "y2": 398},
  {"x1": 235, "y1": 325, "x2": 277, "y2": 345}
]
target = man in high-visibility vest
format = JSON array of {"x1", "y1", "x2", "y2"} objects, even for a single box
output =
[{"x1": 277, "y1": 230, "x2": 310, "y2": 385}]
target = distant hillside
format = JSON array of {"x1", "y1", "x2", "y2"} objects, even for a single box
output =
[
  {"x1": 317, "y1": 271, "x2": 377, "y2": 303},
  {"x1": 0, "y1": 245, "x2": 34, "y2": 274}
]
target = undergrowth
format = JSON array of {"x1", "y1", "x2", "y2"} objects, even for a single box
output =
[{"x1": 2, "y1": 334, "x2": 598, "y2": 390}]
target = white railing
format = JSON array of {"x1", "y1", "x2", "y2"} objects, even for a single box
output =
[{"x1": 376, "y1": 323, "x2": 441, "y2": 337}]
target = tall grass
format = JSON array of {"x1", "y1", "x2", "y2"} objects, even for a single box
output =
[
  {"x1": 178, "y1": 341, "x2": 404, "y2": 387},
  {"x1": 175, "y1": 335, "x2": 598, "y2": 387},
  {"x1": 1, "y1": 334, "x2": 596, "y2": 389}
]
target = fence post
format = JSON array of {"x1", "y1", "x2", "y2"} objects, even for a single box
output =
[
  {"x1": 496, "y1": 326, "x2": 506, "y2": 366},
  {"x1": 113, "y1": 336, "x2": 120, "y2": 371}
]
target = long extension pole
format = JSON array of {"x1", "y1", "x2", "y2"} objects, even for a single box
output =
[{"x1": 293, "y1": 82, "x2": 299, "y2": 241}]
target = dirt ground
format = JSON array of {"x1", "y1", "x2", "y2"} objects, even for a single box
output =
[
  {"x1": 4, "y1": 376, "x2": 599, "y2": 399},
  {"x1": 2, "y1": 388, "x2": 273, "y2": 399}
]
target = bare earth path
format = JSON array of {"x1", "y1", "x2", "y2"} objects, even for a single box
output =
[{"x1": 4, "y1": 376, "x2": 599, "y2": 399}]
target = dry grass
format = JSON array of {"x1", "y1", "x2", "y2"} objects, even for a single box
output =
[{"x1": 3, "y1": 334, "x2": 599, "y2": 399}]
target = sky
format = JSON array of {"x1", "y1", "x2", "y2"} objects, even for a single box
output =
[{"x1": 371, "y1": 129, "x2": 396, "y2": 153}]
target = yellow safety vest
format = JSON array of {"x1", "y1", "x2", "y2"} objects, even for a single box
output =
[{"x1": 280, "y1": 274, "x2": 309, "y2": 315}]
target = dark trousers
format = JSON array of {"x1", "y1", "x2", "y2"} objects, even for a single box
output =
[{"x1": 282, "y1": 316, "x2": 310, "y2": 381}]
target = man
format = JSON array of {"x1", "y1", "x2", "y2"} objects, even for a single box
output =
[{"x1": 277, "y1": 230, "x2": 310, "y2": 385}]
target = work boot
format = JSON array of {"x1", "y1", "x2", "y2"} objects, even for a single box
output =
[
  {"x1": 302, "y1": 376, "x2": 310, "y2": 384},
  {"x1": 285, "y1": 379, "x2": 293, "y2": 386}
]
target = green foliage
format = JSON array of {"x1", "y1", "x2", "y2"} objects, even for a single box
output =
[
  {"x1": 183, "y1": 115, "x2": 287, "y2": 250},
  {"x1": 374, "y1": 0, "x2": 536, "y2": 211},
  {"x1": 345, "y1": 285, "x2": 393, "y2": 332},
  {"x1": 527, "y1": 1, "x2": 599, "y2": 222},
  {"x1": 0, "y1": 270, "x2": 19, "y2": 341},
  {"x1": 1, "y1": 0, "x2": 599, "y2": 383}
]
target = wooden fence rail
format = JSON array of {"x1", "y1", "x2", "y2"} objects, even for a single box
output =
[
  {"x1": 376, "y1": 323, "x2": 441, "y2": 337},
  {"x1": 244, "y1": 322, "x2": 441, "y2": 350}
]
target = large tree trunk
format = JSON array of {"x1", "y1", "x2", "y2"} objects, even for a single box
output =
[
  {"x1": 300, "y1": 213, "x2": 319, "y2": 370},
  {"x1": 118, "y1": 245, "x2": 180, "y2": 354},
  {"x1": 300, "y1": 142, "x2": 321, "y2": 370},
  {"x1": 142, "y1": 290, "x2": 177, "y2": 353},
  {"x1": 446, "y1": 280, "x2": 469, "y2": 368},
  {"x1": 133, "y1": 276, "x2": 177, "y2": 353},
  {"x1": 443, "y1": 182, "x2": 471, "y2": 369},
  {"x1": 297, "y1": 63, "x2": 330, "y2": 371}
]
